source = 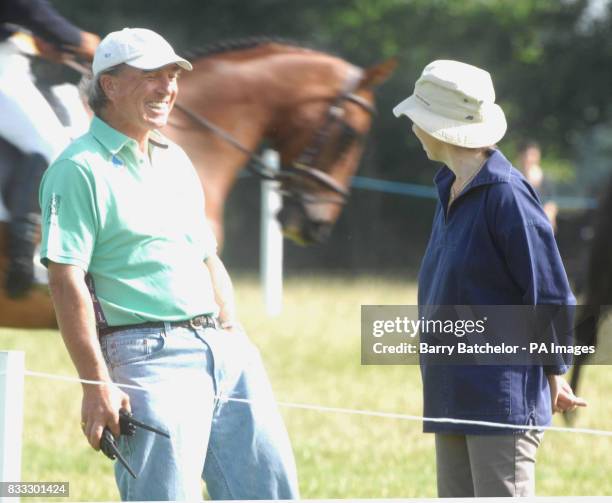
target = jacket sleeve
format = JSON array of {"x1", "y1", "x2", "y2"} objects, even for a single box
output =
[
  {"x1": 4, "y1": 0, "x2": 81, "y2": 47},
  {"x1": 490, "y1": 180, "x2": 575, "y2": 374}
]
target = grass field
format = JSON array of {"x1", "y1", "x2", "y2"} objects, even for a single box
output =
[{"x1": 1, "y1": 275, "x2": 611, "y2": 500}]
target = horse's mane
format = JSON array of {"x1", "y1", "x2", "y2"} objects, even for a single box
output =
[{"x1": 184, "y1": 36, "x2": 319, "y2": 60}]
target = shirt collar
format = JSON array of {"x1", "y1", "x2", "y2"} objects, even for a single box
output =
[
  {"x1": 89, "y1": 116, "x2": 169, "y2": 156},
  {"x1": 149, "y1": 129, "x2": 169, "y2": 149}
]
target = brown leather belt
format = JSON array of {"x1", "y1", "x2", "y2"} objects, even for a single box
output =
[{"x1": 98, "y1": 314, "x2": 217, "y2": 337}]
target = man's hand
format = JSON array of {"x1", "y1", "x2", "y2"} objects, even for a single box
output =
[
  {"x1": 220, "y1": 319, "x2": 245, "y2": 334},
  {"x1": 72, "y1": 31, "x2": 100, "y2": 61},
  {"x1": 32, "y1": 31, "x2": 99, "y2": 64},
  {"x1": 205, "y1": 254, "x2": 239, "y2": 328},
  {"x1": 547, "y1": 374, "x2": 587, "y2": 413},
  {"x1": 33, "y1": 36, "x2": 66, "y2": 64},
  {"x1": 81, "y1": 383, "x2": 131, "y2": 450},
  {"x1": 57, "y1": 31, "x2": 100, "y2": 62}
]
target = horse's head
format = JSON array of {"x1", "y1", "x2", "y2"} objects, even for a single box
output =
[
  {"x1": 272, "y1": 57, "x2": 396, "y2": 245},
  {"x1": 166, "y1": 41, "x2": 395, "y2": 248}
]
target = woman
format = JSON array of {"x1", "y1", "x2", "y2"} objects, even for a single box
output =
[{"x1": 393, "y1": 60, "x2": 586, "y2": 497}]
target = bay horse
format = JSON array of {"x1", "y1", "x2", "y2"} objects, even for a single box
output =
[
  {"x1": 0, "y1": 39, "x2": 395, "y2": 328},
  {"x1": 569, "y1": 174, "x2": 612, "y2": 406}
]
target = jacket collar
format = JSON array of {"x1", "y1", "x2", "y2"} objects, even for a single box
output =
[{"x1": 433, "y1": 149, "x2": 514, "y2": 204}]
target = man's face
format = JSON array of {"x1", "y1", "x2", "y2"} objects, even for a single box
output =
[
  {"x1": 103, "y1": 64, "x2": 181, "y2": 136},
  {"x1": 521, "y1": 146, "x2": 541, "y2": 168}
]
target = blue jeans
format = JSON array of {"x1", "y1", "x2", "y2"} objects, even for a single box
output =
[{"x1": 100, "y1": 323, "x2": 299, "y2": 501}]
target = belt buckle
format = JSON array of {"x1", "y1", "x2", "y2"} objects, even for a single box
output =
[
  {"x1": 189, "y1": 316, "x2": 202, "y2": 329},
  {"x1": 189, "y1": 315, "x2": 215, "y2": 330},
  {"x1": 206, "y1": 316, "x2": 217, "y2": 329}
]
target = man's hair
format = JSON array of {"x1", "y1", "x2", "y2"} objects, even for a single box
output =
[{"x1": 81, "y1": 64, "x2": 125, "y2": 115}]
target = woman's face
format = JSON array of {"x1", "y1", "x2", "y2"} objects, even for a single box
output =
[{"x1": 412, "y1": 124, "x2": 444, "y2": 162}]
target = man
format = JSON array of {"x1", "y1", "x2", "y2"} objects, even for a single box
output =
[
  {"x1": 39, "y1": 27, "x2": 298, "y2": 501},
  {"x1": 0, "y1": 0, "x2": 99, "y2": 297},
  {"x1": 517, "y1": 141, "x2": 559, "y2": 232}
]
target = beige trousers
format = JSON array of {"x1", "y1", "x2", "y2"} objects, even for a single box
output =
[{"x1": 435, "y1": 430, "x2": 544, "y2": 497}]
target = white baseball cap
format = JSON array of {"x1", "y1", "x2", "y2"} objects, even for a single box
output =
[
  {"x1": 393, "y1": 60, "x2": 507, "y2": 149},
  {"x1": 92, "y1": 27, "x2": 193, "y2": 77}
]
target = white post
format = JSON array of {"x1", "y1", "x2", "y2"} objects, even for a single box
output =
[
  {"x1": 260, "y1": 150, "x2": 283, "y2": 316},
  {"x1": 0, "y1": 351, "x2": 24, "y2": 487}
]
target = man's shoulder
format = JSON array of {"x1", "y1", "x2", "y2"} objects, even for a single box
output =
[
  {"x1": 44, "y1": 132, "x2": 108, "y2": 190},
  {"x1": 53, "y1": 131, "x2": 106, "y2": 168},
  {"x1": 151, "y1": 130, "x2": 190, "y2": 159},
  {"x1": 151, "y1": 131, "x2": 197, "y2": 176}
]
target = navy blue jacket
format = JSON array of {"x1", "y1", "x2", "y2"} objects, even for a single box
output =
[
  {"x1": 0, "y1": 0, "x2": 81, "y2": 46},
  {"x1": 418, "y1": 149, "x2": 575, "y2": 434}
]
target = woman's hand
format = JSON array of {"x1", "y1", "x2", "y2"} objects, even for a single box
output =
[{"x1": 547, "y1": 374, "x2": 587, "y2": 413}]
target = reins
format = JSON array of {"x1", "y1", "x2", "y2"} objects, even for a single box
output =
[
  {"x1": 173, "y1": 103, "x2": 282, "y2": 182},
  {"x1": 173, "y1": 103, "x2": 349, "y2": 205}
]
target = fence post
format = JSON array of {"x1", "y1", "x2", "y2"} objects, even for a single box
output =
[
  {"x1": 0, "y1": 351, "x2": 24, "y2": 491},
  {"x1": 260, "y1": 150, "x2": 283, "y2": 316}
]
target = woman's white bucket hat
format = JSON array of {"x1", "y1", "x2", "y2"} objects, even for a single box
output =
[{"x1": 393, "y1": 59, "x2": 507, "y2": 148}]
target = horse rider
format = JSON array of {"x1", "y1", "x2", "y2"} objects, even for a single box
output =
[{"x1": 0, "y1": 0, "x2": 99, "y2": 297}]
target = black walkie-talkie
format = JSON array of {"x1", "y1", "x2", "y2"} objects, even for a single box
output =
[{"x1": 99, "y1": 408, "x2": 170, "y2": 479}]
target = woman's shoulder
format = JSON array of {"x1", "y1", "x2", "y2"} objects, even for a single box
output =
[
  {"x1": 485, "y1": 160, "x2": 550, "y2": 232},
  {"x1": 490, "y1": 167, "x2": 537, "y2": 201},
  {"x1": 477, "y1": 150, "x2": 537, "y2": 203}
]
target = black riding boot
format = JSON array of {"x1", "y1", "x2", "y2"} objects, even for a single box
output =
[{"x1": 5, "y1": 153, "x2": 47, "y2": 298}]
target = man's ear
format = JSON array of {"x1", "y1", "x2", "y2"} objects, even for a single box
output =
[{"x1": 99, "y1": 73, "x2": 119, "y2": 101}]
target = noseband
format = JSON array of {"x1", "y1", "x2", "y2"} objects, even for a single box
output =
[{"x1": 175, "y1": 69, "x2": 374, "y2": 206}]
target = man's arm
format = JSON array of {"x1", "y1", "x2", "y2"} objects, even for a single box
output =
[
  {"x1": 47, "y1": 261, "x2": 129, "y2": 449},
  {"x1": 204, "y1": 254, "x2": 242, "y2": 330}
]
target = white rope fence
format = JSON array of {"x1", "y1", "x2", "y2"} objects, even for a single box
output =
[
  {"x1": 2, "y1": 352, "x2": 611, "y2": 502},
  {"x1": 17, "y1": 368, "x2": 612, "y2": 437}
]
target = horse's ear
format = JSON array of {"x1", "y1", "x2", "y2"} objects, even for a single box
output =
[{"x1": 360, "y1": 58, "x2": 398, "y2": 88}]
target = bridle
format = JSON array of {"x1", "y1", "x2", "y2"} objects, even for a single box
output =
[{"x1": 175, "y1": 68, "x2": 375, "y2": 206}]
